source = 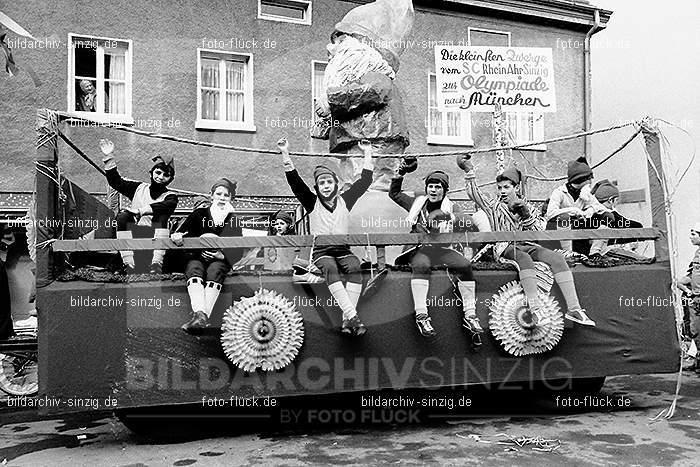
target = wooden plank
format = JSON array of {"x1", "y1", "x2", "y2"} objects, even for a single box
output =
[
  {"x1": 619, "y1": 188, "x2": 647, "y2": 204},
  {"x1": 51, "y1": 228, "x2": 660, "y2": 252},
  {"x1": 641, "y1": 122, "x2": 669, "y2": 261},
  {"x1": 35, "y1": 109, "x2": 59, "y2": 287}
]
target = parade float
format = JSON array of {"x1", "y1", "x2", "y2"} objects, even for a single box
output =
[
  {"x1": 21, "y1": 0, "x2": 682, "y2": 432},
  {"x1": 29, "y1": 110, "x2": 681, "y2": 428}
]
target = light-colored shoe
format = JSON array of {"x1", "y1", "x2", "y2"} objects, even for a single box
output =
[
  {"x1": 462, "y1": 314, "x2": 484, "y2": 333},
  {"x1": 565, "y1": 308, "x2": 596, "y2": 326}
]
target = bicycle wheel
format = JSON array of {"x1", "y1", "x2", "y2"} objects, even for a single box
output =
[{"x1": 0, "y1": 332, "x2": 38, "y2": 397}]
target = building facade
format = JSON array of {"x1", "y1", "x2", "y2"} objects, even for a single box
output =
[{"x1": 1, "y1": 0, "x2": 611, "y2": 202}]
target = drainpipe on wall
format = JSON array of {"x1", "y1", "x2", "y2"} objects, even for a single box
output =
[{"x1": 583, "y1": 9, "x2": 603, "y2": 159}]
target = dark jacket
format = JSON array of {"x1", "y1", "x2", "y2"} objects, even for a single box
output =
[
  {"x1": 176, "y1": 207, "x2": 244, "y2": 266},
  {"x1": 106, "y1": 167, "x2": 178, "y2": 220}
]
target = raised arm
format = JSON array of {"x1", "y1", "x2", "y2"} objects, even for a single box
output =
[
  {"x1": 341, "y1": 140, "x2": 374, "y2": 210},
  {"x1": 388, "y1": 156, "x2": 418, "y2": 212},
  {"x1": 463, "y1": 169, "x2": 494, "y2": 215},
  {"x1": 278, "y1": 138, "x2": 317, "y2": 212},
  {"x1": 101, "y1": 139, "x2": 141, "y2": 199},
  {"x1": 105, "y1": 167, "x2": 141, "y2": 199},
  {"x1": 388, "y1": 175, "x2": 415, "y2": 212}
]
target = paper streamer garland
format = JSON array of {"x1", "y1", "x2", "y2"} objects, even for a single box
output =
[{"x1": 221, "y1": 289, "x2": 304, "y2": 372}]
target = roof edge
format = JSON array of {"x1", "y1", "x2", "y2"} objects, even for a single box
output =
[{"x1": 419, "y1": 0, "x2": 613, "y2": 29}]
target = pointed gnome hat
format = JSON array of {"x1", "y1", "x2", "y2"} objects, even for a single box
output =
[
  {"x1": 567, "y1": 156, "x2": 592, "y2": 183},
  {"x1": 335, "y1": 0, "x2": 414, "y2": 66}
]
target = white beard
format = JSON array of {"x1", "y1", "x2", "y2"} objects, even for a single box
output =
[{"x1": 210, "y1": 203, "x2": 234, "y2": 226}]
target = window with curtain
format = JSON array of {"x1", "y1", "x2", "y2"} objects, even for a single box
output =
[
  {"x1": 468, "y1": 27, "x2": 545, "y2": 149},
  {"x1": 69, "y1": 35, "x2": 131, "y2": 122},
  {"x1": 506, "y1": 112, "x2": 545, "y2": 148},
  {"x1": 197, "y1": 50, "x2": 255, "y2": 131},
  {"x1": 427, "y1": 74, "x2": 473, "y2": 146}
]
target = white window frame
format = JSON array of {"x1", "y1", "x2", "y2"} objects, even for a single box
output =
[
  {"x1": 467, "y1": 27, "x2": 545, "y2": 151},
  {"x1": 67, "y1": 33, "x2": 133, "y2": 125},
  {"x1": 196, "y1": 49, "x2": 256, "y2": 132},
  {"x1": 467, "y1": 27, "x2": 512, "y2": 47},
  {"x1": 506, "y1": 113, "x2": 546, "y2": 151},
  {"x1": 258, "y1": 0, "x2": 312, "y2": 25},
  {"x1": 427, "y1": 73, "x2": 473, "y2": 146},
  {"x1": 310, "y1": 60, "x2": 327, "y2": 124}
]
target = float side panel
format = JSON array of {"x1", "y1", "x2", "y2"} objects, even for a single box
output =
[
  {"x1": 39, "y1": 282, "x2": 127, "y2": 413},
  {"x1": 40, "y1": 264, "x2": 679, "y2": 412}
]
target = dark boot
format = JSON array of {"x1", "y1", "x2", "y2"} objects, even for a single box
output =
[
  {"x1": 415, "y1": 314, "x2": 436, "y2": 338},
  {"x1": 463, "y1": 314, "x2": 484, "y2": 349},
  {"x1": 341, "y1": 315, "x2": 367, "y2": 337},
  {"x1": 182, "y1": 311, "x2": 209, "y2": 334}
]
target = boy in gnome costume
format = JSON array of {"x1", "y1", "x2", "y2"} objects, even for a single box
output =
[
  {"x1": 265, "y1": 210, "x2": 298, "y2": 271},
  {"x1": 278, "y1": 137, "x2": 373, "y2": 336},
  {"x1": 586, "y1": 179, "x2": 644, "y2": 256},
  {"x1": 100, "y1": 139, "x2": 177, "y2": 274},
  {"x1": 271, "y1": 210, "x2": 296, "y2": 236},
  {"x1": 172, "y1": 178, "x2": 242, "y2": 333},
  {"x1": 313, "y1": 0, "x2": 413, "y2": 191},
  {"x1": 389, "y1": 157, "x2": 481, "y2": 340},
  {"x1": 546, "y1": 156, "x2": 613, "y2": 252},
  {"x1": 460, "y1": 155, "x2": 596, "y2": 327}
]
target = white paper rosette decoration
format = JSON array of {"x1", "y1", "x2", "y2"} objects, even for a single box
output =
[
  {"x1": 221, "y1": 289, "x2": 304, "y2": 372},
  {"x1": 488, "y1": 265, "x2": 564, "y2": 357}
]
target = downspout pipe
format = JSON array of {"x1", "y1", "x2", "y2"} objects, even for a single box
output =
[{"x1": 584, "y1": 9, "x2": 603, "y2": 159}]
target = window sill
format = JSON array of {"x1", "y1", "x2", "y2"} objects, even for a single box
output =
[
  {"x1": 258, "y1": 14, "x2": 311, "y2": 25},
  {"x1": 66, "y1": 112, "x2": 134, "y2": 126},
  {"x1": 195, "y1": 120, "x2": 257, "y2": 132},
  {"x1": 426, "y1": 136, "x2": 475, "y2": 147}
]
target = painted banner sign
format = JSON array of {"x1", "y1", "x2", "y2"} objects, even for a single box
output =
[{"x1": 434, "y1": 46, "x2": 556, "y2": 113}]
